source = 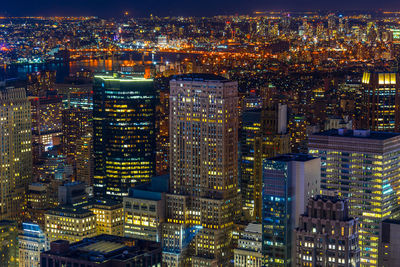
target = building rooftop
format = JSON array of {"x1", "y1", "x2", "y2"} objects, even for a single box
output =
[
  {"x1": 382, "y1": 219, "x2": 400, "y2": 225},
  {"x1": 42, "y1": 234, "x2": 161, "y2": 264},
  {"x1": 268, "y1": 153, "x2": 318, "y2": 162},
  {"x1": 244, "y1": 223, "x2": 262, "y2": 234},
  {"x1": 171, "y1": 73, "x2": 228, "y2": 82},
  {"x1": 312, "y1": 129, "x2": 400, "y2": 140}
]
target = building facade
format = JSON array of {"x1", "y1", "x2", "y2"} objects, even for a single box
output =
[
  {"x1": 262, "y1": 154, "x2": 321, "y2": 267},
  {"x1": 163, "y1": 74, "x2": 239, "y2": 266},
  {"x1": 379, "y1": 219, "x2": 400, "y2": 267},
  {"x1": 19, "y1": 222, "x2": 49, "y2": 267},
  {"x1": 45, "y1": 206, "x2": 97, "y2": 243},
  {"x1": 93, "y1": 73, "x2": 156, "y2": 199},
  {"x1": 361, "y1": 71, "x2": 400, "y2": 132},
  {"x1": 234, "y1": 223, "x2": 263, "y2": 267},
  {"x1": 295, "y1": 195, "x2": 360, "y2": 267},
  {"x1": 0, "y1": 86, "x2": 32, "y2": 220},
  {"x1": 308, "y1": 129, "x2": 400, "y2": 267}
]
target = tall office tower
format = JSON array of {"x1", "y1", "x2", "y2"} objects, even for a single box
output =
[
  {"x1": 156, "y1": 89, "x2": 170, "y2": 176},
  {"x1": 240, "y1": 103, "x2": 290, "y2": 222},
  {"x1": 361, "y1": 71, "x2": 400, "y2": 132},
  {"x1": 62, "y1": 107, "x2": 92, "y2": 159},
  {"x1": 295, "y1": 195, "x2": 360, "y2": 267},
  {"x1": 379, "y1": 219, "x2": 400, "y2": 266},
  {"x1": 233, "y1": 223, "x2": 263, "y2": 267},
  {"x1": 26, "y1": 70, "x2": 56, "y2": 96},
  {"x1": 93, "y1": 73, "x2": 156, "y2": 199},
  {"x1": 0, "y1": 86, "x2": 32, "y2": 220},
  {"x1": 163, "y1": 74, "x2": 239, "y2": 266},
  {"x1": 0, "y1": 220, "x2": 18, "y2": 267},
  {"x1": 308, "y1": 129, "x2": 400, "y2": 267},
  {"x1": 75, "y1": 133, "x2": 94, "y2": 186},
  {"x1": 30, "y1": 92, "x2": 63, "y2": 161},
  {"x1": 262, "y1": 154, "x2": 321, "y2": 267},
  {"x1": 19, "y1": 222, "x2": 49, "y2": 267}
]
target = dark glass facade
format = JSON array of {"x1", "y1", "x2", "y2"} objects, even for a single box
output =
[{"x1": 93, "y1": 74, "x2": 156, "y2": 199}]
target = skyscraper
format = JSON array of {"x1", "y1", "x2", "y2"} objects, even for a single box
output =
[
  {"x1": 162, "y1": 74, "x2": 239, "y2": 266},
  {"x1": 309, "y1": 129, "x2": 400, "y2": 267},
  {"x1": 0, "y1": 220, "x2": 18, "y2": 267},
  {"x1": 262, "y1": 154, "x2": 321, "y2": 267},
  {"x1": 75, "y1": 133, "x2": 94, "y2": 186},
  {"x1": 0, "y1": 85, "x2": 32, "y2": 220},
  {"x1": 295, "y1": 194, "x2": 360, "y2": 267},
  {"x1": 361, "y1": 71, "x2": 400, "y2": 132},
  {"x1": 93, "y1": 73, "x2": 156, "y2": 199}
]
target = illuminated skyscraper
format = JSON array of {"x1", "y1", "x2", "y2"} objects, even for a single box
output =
[
  {"x1": 240, "y1": 102, "x2": 290, "y2": 222},
  {"x1": 295, "y1": 195, "x2": 360, "y2": 267},
  {"x1": 156, "y1": 89, "x2": 170, "y2": 176},
  {"x1": 0, "y1": 85, "x2": 32, "y2": 220},
  {"x1": 62, "y1": 107, "x2": 92, "y2": 159},
  {"x1": 162, "y1": 74, "x2": 239, "y2": 266},
  {"x1": 93, "y1": 73, "x2": 156, "y2": 199},
  {"x1": 262, "y1": 154, "x2": 320, "y2": 266},
  {"x1": 361, "y1": 71, "x2": 400, "y2": 132},
  {"x1": 309, "y1": 129, "x2": 400, "y2": 267}
]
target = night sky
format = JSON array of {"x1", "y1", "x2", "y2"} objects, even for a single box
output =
[{"x1": 1, "y1": 0, "x2": 400, "y2": 17}]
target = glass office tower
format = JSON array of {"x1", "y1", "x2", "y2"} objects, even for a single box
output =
[{"x1": 93, "y1": 73, "x2": 156, "y2": 199}]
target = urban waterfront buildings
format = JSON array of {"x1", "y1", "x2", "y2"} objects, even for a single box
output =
[
  {"x1": 361, "y1": 71, "x2": 400, "y2": 132},
  {"x1": 295, "y1": 194, "x2": 360, "y2": 267},
  {"x1": 0, "y1": 85, "x2": 32, "y2": 220},
  {"x1": 40, "y1": 235, "x2": 162, "y2": 267},
  {"x1": 309, "y1": 129, "x2": 400, "y2": 266},
  {"x1": 163, "y1": 74, "x2": 239, "y2": 266},
  {"x1": 234, "y1": 223, "x2": 263, "y2": 267},
  {"x1": 19, "y1": 222, "x2": 49, "y2": 267},
  {"x1": 93, "y1": 73, "x2": 156, "y2": 199},
  {"x1": 262, "y1": 154, "x2": 321, "y2": 267}
]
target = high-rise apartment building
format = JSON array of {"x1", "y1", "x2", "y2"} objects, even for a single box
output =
[
  {"x1": 0, "y1": 85, "x2": 32, "y2": 220},
  {"x1": 0, "y1": 220, "x2": 18, "y2": 267},
  {"x1": 295, "y1": 194, "x2": 360, "y2": 267},
  {"x1": 19, "y1": 222, "x2": 49, "y2": 267},
  {"x1": 93, "y1": 73, "x2": 156, "y2": 199},
  {"x1": 262, "y1": 154, "x2": 321, "y2": 267},
  {"x1": 163, "y1": 74, "x2": 239, "y2": 266},
  {"x1": 309, "y1": 129, "x2": 400, "y2": 266},
  {"x1": 361, "y1": 71, "x2": 400, "y2": 132},
  {"x1": 233, "y1": 223, "x2": 263, "y2": 267}
]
